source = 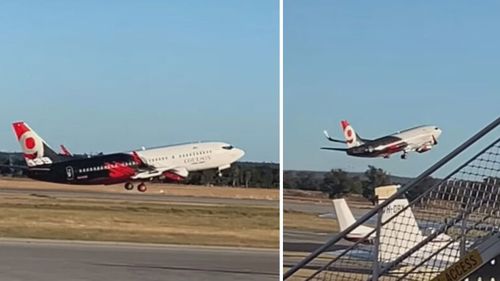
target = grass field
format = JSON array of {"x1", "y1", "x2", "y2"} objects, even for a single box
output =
[
  {"x1": 284, "y1": 210, "x2": 339, "y2": 233},
  {"x1": 0, "y1": 178, "x2": 279, "y2": 200},
  {"x1": 0, "y1": 194, "x2": 279, "y2": 248}
]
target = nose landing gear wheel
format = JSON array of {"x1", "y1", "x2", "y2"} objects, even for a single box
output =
[
  {"x1": 124, "y1": 182, "x2": 134, "y2": 190},
  {"x1": 137, "y1": 183, "x2": 147, "y2": 192},
  {"x1": 401, "y1": 153, "x2": 408, "y2": 159}
]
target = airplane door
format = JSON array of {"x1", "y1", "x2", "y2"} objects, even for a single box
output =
[{"x1": 66, "y1": 166, "x2": 74, "y2": 181}]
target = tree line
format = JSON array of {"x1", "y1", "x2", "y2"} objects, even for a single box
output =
[{"x1": 284, "y1": 166, "x2": 439, "y2": 202}]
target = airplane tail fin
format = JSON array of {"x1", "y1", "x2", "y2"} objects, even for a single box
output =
[
  {"x1": 12, "y1": 122, "x2": 64, "y2": 166},
  {"x1": 376, "y1": 185, "x2": 425, "y2": 262},
  {"x1": 332, "y1": 198, "x2": 374, "y2": 236},
  {"x1": 340, "y1": 120, "x2": 364, "y2": 148},
  {"x1": 332, "y1": 198, "x2": 357, "y2": 231}
]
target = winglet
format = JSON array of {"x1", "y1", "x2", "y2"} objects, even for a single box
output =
[
  {"x1": 60, "y1": 145, "x2": 72, "y2": 156},
  {"x1": 323, "y1": 130, "x2": 331, "y2": 139},
  {"x1": 131, "y1": 151, "x2": 145, "y2": 165},
  {"x1": 323, "y1": 130, "x2": 347, "y2": 144}
]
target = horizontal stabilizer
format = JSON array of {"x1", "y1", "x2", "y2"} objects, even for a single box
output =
[
  {"x1": 323, "y1": 130, "x2": 347, "y2": 143},
  {"x1": 0, "y1": 164, "x2": 29, "y2": 170},
  {"x1": 321, "y1": 147, "x2": 348, "y2": 151}
]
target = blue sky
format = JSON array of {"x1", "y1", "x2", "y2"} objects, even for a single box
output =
[
  {"x1": 0, "y1": 1, "x2": 278, "y2": 162},
  {"x1": 285, "y1": 1, "x2": 499, "y2": 177}
]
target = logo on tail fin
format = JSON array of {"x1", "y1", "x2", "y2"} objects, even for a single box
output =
[
  {"x1": 12, "y1": 122, "x2": 58, "y2": 166},
  {"x1": 13, "y1": 122, "x2": 45, "y2": 160},
  {"x1": 340, "y1": 120, "x2": 359, "y2": 148}
]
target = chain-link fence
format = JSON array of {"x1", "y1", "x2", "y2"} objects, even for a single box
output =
[{"x1": 285, "y1": 117, "x2": 500, "y2": 281}]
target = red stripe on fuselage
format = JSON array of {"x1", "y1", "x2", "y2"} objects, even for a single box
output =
[
  {"x1": 106, "y1": 162, "x2": 136, "y2": 180},
  {"x1": 384, "y1": 142, "x2": 407, "y2": 154}
]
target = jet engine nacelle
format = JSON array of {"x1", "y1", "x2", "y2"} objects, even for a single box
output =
[
  {"x1": 416, "y1": 144, "x2": 432, "y2": 153},
  {"x1": 162, "y1": 167, "x2": 189, "y2": 182},
  {"x1": 218, "y1": 164, "x2": 231, "y2": 171}
]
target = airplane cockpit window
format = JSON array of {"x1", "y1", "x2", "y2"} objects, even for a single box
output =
[{"x1": 222, "y1": 145, "x2": 234, "y2": 150}]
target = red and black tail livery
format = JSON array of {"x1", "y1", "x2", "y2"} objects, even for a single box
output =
[
  {"x1": 12, "y1": 121, "x2": 64, "y2": 166},
  {"x1": 340, "y1": 120, "x2": 365, "y2": 148}
]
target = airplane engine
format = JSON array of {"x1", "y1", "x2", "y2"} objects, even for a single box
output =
[
  {"x1": 162, "y1": 168, "x2": 189, "y2": 182},
  {"x1": 416, "y1": 144, "x2": 432, "y2": 153}
]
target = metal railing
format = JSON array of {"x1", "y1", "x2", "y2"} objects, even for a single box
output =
[{"x1": 284, "y1": 117, "x2": 500, "y2": 280}]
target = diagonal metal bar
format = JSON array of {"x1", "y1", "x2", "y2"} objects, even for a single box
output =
[{"x1": 284, "y1": 117, "x2": 499, "y2": 280}]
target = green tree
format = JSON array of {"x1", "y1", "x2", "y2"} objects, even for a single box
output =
[
  {"x1": 405, "y1": 176, "x2": 438, "y2": 201},
  {"x1": 321, "y1": 169, "x2": 357, "y2": 198},
  {"x1": 350, "y1": 176, "x2": 363, "y2": 194},
  {"x1": 231, "y1": 165, "x2": 241, "y2": 187},
  {"x1": 362, "y1": 165, "x2": 391, "y2": 201}
]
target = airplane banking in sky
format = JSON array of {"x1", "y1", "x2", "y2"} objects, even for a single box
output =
[
  {"x1": 11, "y1": 121, "x2": 245, "y2": 192},
  {"x1": 322, "y1": 120, "x2": 442, "y2": 159}
]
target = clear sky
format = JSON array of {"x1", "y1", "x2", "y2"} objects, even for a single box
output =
[
  {"x1": 0, "y1": 1, "x2": 278, "y2": 162},
  {"x1": 285, "y1": 1, "x2": 500, "y2": 177}
]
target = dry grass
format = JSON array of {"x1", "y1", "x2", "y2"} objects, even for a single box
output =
[
  {"x1": 0, "y1": 195, "x2": 278, "y2": 248},
  {"x1": 284, "y1": 210, "x2": 339, "y2": 233},
  {"x1": 0, "y1": 178, "x2": 279, "y2": 200}
]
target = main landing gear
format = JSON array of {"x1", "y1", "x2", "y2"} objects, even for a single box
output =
[
  {"x1": 124, "y1": 182, "x2": 134, "y2": 190},
  {"x1": 137, "y1": 183, "x2": 147, "y2": 192},
  {"x1": 124, "y1": 182, "x2": 147, "y2": 192},
  {"x1": 401, "y1": 152, "x2": 408, "y2": 159}
]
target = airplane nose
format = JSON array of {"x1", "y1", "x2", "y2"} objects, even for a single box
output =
[
  {"x1": 234, "y1": 148, "x2": 245, "y2": 160},
  {"x1": 433, "y1": 129, "x2": 442, "y2": 144}
]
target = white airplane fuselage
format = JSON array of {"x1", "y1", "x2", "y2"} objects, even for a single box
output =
[
  {"x1": 323, "y1": 121, "x2": 442, "y2": 159},
  {"x1": 135, "y1": 142, "x2": 245, "y2": 174}
]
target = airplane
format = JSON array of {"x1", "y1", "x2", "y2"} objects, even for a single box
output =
[
  {"x1": 322, "y1": 120, "x2": 442, "y2": 159},
  {"x1": 9, "y1": 121, "x2": 245, "y2": 192},
  {"x1": 332, "y1": 198, "x2": 376, "y2": 244},
  {"x1": 332, "y1": 188, "x2": 453, "y2": 246},
  {"x1": 330, "y1": 186, "x2": 458, "y2": 269}
]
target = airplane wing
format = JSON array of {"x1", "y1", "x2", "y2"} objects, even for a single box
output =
[
  {"x1": 132, "y1": 166, "x2": 189, "y2": 180},
  {"x1": 323, "y1": 130, "x2": 347, "y2": 143},
  {"x1": 406, "y1": 136, "x2": 437, "y2": 153},
  {"x1": 129, "y1": 151, "x2": 189, "y2": 181},
  {"x1": 321, "y1": 147, "x2": 349, "y2": 151},
  {"x1": 327, "y1": 248, "x2": 374, "y2": 262}
]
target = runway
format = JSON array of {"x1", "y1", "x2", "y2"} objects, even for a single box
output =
[
  {"x1": 0, "y1": 187, "x2": 277, "y2": 208},
  {"x1": 0, "y1": 239, "x2": 279, "y2": 281}
]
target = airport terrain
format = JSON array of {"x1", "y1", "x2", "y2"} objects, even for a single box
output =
[
  {"x1": 283, "y1": 193, "x2": 373, "y2": 276},
  {"x1": 0, "y1": 178, "x2": 279, "y2": 280},
  {"x1": 0, "y1": 239, "x2": 278, "y2": 281},
  {"x1": 0, "y1": 178, "x2": 278, "y2": 248}
]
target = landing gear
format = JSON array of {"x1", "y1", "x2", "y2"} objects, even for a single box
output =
[
  {"x1": 401, "y1": 153, "x2": 408, "y2": 160},
  {"x1": 124, "y1": 182, "x2": 134, "y2": 190},
  {"x1": 217, "y1": 171, "x2": 223, "y2": 177},
  {"x1": 137, "y1": 183, "x2": 147, "y2": 192}
]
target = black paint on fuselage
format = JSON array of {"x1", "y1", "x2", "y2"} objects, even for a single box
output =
[
  {"x1": 27, "y1": 153, "x2": 141, "y2": 185},
  {"x1": 346, "y1": 136, "x2": 406, "y2": 157}
]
